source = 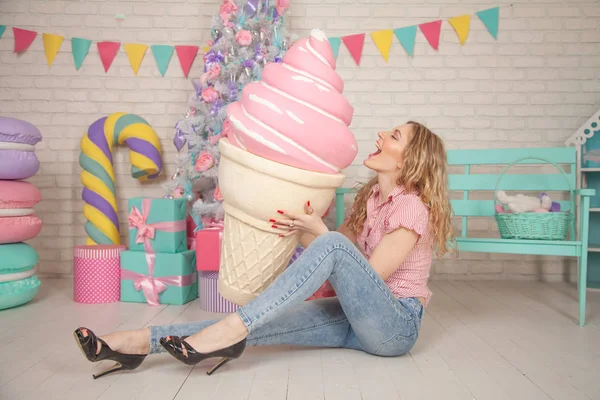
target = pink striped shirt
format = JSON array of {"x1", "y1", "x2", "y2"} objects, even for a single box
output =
[{"x1": 356, "y1": 184, "x2": 433, "y2": 306}]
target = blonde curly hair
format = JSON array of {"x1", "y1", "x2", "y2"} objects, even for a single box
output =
[{"x1": 346, "y1": 121, "x2": 456, "y2": 258}]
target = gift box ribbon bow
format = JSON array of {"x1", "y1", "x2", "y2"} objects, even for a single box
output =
[
  {"x1": 121, "y1": 253, "x2": 196, "y2": 306},
  {"x1": 128, "y1": 198, "x2": 186, "y2": 253}
]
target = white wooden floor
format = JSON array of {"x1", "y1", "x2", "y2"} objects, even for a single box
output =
[{"x1": 0, "y1": 278, "x2": 599, "y2": 400}]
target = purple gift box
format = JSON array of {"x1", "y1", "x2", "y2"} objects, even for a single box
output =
[{"x1": 198, "y1": 271, "x2": 239, "y2": 313}]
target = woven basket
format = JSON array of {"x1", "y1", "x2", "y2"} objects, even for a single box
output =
[{"x1": 494, "y1": 157, "x2": 573, "y2": 240}]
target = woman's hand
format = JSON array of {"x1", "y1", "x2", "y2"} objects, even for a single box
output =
[{"x1": 271, "y1": 201, "x2": 329, "y2": 238}]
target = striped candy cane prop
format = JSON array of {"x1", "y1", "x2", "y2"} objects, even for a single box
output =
[{"x1": 80, "y1": 113, "x2": 163, "y2": 245}]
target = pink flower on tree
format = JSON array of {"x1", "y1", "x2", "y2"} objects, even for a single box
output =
[
  {"x1": 195, "y1": 152, "x2": 215, "y2": 172},
  {"x1": 236, "y1": 30, "x2": 253, "y2": 46},
  {"x1": 222, "y1": 118, "x2": 232, "y2": 137},
  {"x1": 209, "y1": 118, "x2": 231, "y2": 145},
  {"x1": 201, "y1": 87, "x2": 220, "y2": 103},
  {"x1": 275, "y1": 0, "x2": 290, "y2": 16},
  {"x1": 213, "y1": 186, "x2": 223, "y2": 201}
]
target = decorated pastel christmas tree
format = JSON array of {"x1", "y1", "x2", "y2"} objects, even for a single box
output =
[{"x1": 165, "y1": 0, "x2": 292, "y2": 230}]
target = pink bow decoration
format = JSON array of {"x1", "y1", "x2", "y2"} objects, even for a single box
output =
[
  {"x1": 121, "y1": 253, "x2": 196, "y2": 306},
  {"x1": 128, "y1": 199, "x2": 186, "y2": 253}
]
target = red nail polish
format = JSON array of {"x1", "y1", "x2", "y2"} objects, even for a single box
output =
[
  {"x1": 279, "y1": 234, "x2": 284, "y2": 237},
  {"x1": 277, "y1": 210, "x2": 284, "y2": 214},
  {"x1": 272, "y1": 225, "x2": 278, "y2": 229},
  {"x1": 269, "y1": 219, "x2": 276, "y2": 223},
  {"x1": 307, "y1": 201, "x2": 311, "y2": 206}
]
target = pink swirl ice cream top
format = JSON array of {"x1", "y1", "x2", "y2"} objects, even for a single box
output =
[{"x1": 225, "y1": 29, "x2": 357, "y2": 174}]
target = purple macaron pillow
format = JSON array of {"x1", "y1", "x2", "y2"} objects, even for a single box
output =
[{"x1": 0, "y1": 117, "x2": 42, "y2": 180}]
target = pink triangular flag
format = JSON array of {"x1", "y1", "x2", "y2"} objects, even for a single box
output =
[
  {"x1": 13, "y1": 28, "x2": 37, "y2": 53},
  {"x1": 342, "y1": 34, "x2": 365, "y2": 66},
  {"x1": 175, "y1": 45, "x2": 199, "y2": 78},
  {"x1": 97, "y1": 41, "x2": 120, "y2": 72},
  {"x1": 419, "y1": 20, "x2": 442, "y2": 50}
]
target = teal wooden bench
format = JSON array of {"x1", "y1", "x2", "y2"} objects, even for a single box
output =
[{"x1": 335, "y1": 147, "x2": 594, "y2": 326}]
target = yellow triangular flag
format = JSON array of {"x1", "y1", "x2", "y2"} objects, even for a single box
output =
[
  {"x1": 448, "y1": 15, "x2": 471, "y2": 45},
  {"x1": 370, "y1": 30, "x2": 394, "y2": 62},
  {"x1": 42, "y1": 33, "x2": 64, "y2": 66},
  {"x1": 124, "y1": 43, "x2": 148, "y2": 75}
]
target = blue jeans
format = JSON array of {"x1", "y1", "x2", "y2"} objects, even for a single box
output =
[{"x1": 149, "y1": 232, "x2": 423, "y2": 357}]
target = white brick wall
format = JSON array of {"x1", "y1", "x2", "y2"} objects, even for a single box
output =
[{"x1": 0, "y1": 0, "x2": 599, "y2": 281}]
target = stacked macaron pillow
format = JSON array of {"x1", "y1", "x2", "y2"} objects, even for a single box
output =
[
  {"x1": 0, "y1": 117, "x2": 42, "y2": 310},
  {"x1": 0, "y1": 117, "x2": 41, "y2": 180},
  {"x1": 0, "y1": 243, "x2": 41, "y2": 310},
  {"x1": 0, "y1": 181, "x2": 42, "y2": 244}
]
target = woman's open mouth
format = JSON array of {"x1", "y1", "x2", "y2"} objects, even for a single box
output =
[{"x1": 368, "y1": 145, "x2": 382, "y2": 158}]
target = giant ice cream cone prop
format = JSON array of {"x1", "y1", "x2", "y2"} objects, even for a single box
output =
[{"x1": 217, "y1": 29, "x2": 358, "y2": 305}]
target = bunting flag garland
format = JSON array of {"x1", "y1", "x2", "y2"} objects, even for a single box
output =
[
  {"x1": 175, "y1": 45, "x2": 199, "y2": 78},
  {"x1": 13, "y1": 28, "x2": 37, "y2": 53},
  {"x1": 477, "y1": 7, "x2": 500, "y2": 39},
  {"x1": 328, "y1": 37, "x2": 341, "y2": 60},
  {"x1": 342, "y1": 33, "x2": 365, "y2": 66},
  {"x1": 394, "y1": 26, "x2": 417, "y2": 56},
  {"x1": 0, "y1": 6, "x2": 502, "y2": 73},
  {"x1": 333, "y1": 6, "x2": 501, "y2": 65},
  {"x1": 42, "y1": 33, "x2": 64, "y2": 66},
  {"x1": 419, "y1": 20, "x2": 442, "y2": 50},
  {"x1": 124, "y1": 43, "x2": 148, "y2": 76},
  {"x1": 71, "y1": 37, "x2": 92, "y2": 70},
  {"x1": 370, "y1": 29, "x2": 393, "y2": 62},
  {"x1": 0, "y1": 26, "x2": 200, "y2": 77},
  {"x1": 97, "y1": 41, "x2": 120, "y2": 72},
  {"x1": 448, "y1": 15, "x2": 471, "y2": 45},
  {"x1": 151, "y1": 44, "x2": 174, "y2": 77}
]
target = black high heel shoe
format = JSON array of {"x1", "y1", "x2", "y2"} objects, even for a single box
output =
[
  {"x1": 159, "y1": 335, "x2": 246, "y2": 375},
  {"x1": 73, "y1": 327, "x2": 147, "y2": 379}
]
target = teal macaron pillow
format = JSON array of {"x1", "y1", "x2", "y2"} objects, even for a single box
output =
[{"x1": 0, "y1": 243, "x2": 41, "y2": 310}]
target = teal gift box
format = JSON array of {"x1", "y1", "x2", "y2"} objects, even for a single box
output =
[
  {"x1": 127, "y1": 197, "x2": 187, "y2": 254},
  {"x1": 120, "y1": 250, "x2": 198, "y2": 305}
]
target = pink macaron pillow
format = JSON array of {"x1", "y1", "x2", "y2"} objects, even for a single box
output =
[
  {"x1": 0, "y1": 117, "x2": 42, "y2": 180},
  {"x1": 0, "y1": 181, "x2": 42, "y2": 244}
]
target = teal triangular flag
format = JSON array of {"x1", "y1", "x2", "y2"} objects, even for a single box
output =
[
  {"x1": 328, "y1": 37, "x2": 341, "y2": 59},
  {"x1": 393, "y1": 26, "x2": 417, "y2": 56},
  {"x1": 0, "y1": 25, "x2": 6, "y2": 40},
  {"x1": 71, "y1": 37, "x2": 92, "y2": 70},
  {"x1": 476, "y1": 7, "x2": 499, "y2": 39},
  {"x1": 151, "y1": 44, "x2": 174, "y2": 77}
]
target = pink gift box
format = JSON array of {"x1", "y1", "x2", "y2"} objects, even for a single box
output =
[
  {"x1": 195, "y1": 227, "x2": 222, "y2": 271},
  {"x1": 73, "y1": 244, "x2": 125, "y2": 304}
]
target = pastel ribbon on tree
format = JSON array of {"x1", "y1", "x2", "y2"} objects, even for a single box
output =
[
  {"x1": 120, "y1": 253, "x2": 196, "y2": 306},
  {"x1": 128, "y1": 198, "x2": 186, "y2": 253},
  {"x1": 80, "y1": 113, "x2": 163, "y2": 245}
]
